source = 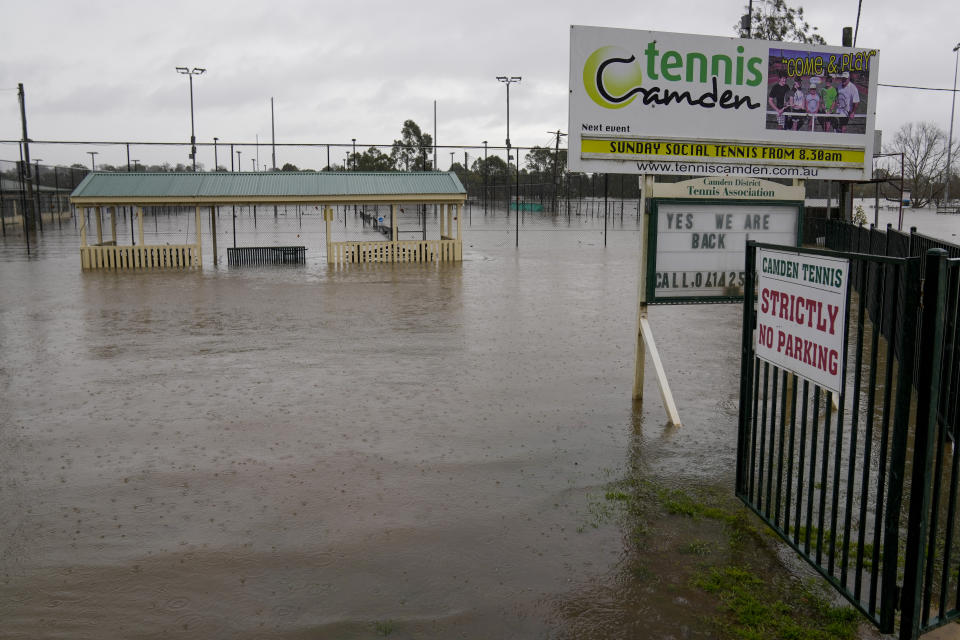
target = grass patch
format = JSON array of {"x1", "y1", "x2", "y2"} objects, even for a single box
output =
[
  {"x1": 587, "y1": 476, "x2": 862, "y2": 639},
  {"x1": 678, "y1": 540, "x2": 713, "y2": 556},
  {"x1": 694, "y1": 566, "x2": 859, "y2": 640},
  {"x1": 373, "y1": 620, "x2": 396, "y2": 636}
]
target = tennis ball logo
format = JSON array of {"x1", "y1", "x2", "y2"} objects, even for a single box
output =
[{"x1": 583, "y1": 46, "x2": 644, "y2": 109}]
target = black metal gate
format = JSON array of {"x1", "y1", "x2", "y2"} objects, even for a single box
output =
[{"x1": 736, "y1": 238, "x2": 959, "y2": 639}]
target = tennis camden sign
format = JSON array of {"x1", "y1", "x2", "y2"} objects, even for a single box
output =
[{"x1": 569, "y1": 25, "x2": 879, "y2": 180}]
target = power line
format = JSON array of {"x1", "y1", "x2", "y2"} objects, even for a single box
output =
[{"x1": 878, "y1": 83, "x2": 958, "y2": 92}]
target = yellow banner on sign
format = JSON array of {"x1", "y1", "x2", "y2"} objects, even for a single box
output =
[{"x1": 581, "y1": 139, "x2": 864, "y2": 165}]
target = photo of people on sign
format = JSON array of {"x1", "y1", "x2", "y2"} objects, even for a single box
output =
[{"x1": 765, "y1": 48, "x2": 874, "y2": 134}]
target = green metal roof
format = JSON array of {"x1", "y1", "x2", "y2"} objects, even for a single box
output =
[{"x1": 70, "y1": 171, "x2": 466, "y2": 203}]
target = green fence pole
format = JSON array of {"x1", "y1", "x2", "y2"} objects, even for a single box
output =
[{"x1": 899, "y1": 249, "x2": 949, "y2": 640}]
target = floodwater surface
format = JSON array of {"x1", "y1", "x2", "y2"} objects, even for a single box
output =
[{"x1": 2, "y1": 205, "x2": 949, "y2": 638}]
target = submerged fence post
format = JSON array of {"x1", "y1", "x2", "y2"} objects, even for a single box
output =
[
  {"x1": 880, "y1": 256, "x2": 923, "y2": 634},
  {"x1": 899, "y1": 249, "x2": 949, "y2": 640}
]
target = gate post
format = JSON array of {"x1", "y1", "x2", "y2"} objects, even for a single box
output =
[
  {"x1": 899, "y1": 249, "x2": 949, "y2": 640},
  {"x1": 881, "y1": 256, "x2": 924, "y2": 633},
  {"x1": 736, "y1": 241, "x2": 758, "y2": 496}
]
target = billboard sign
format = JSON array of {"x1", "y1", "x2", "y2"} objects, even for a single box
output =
[
  {"x1": 569, "y1": 26, "x2": 878, "y2": 180},
  {"x1": 755, "y1": 248, "x2": 849, "y2": 393}
]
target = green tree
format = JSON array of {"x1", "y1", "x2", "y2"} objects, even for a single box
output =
[
  {"x1": 391, "y1": 120, "x2": 433, "y2": 171},
  {"x1": 735, "y1": 0, "x2": 826, "y2": 44},
  {"x1": 471, "y1": 155, "x2": 511, "y2": 182},
  {"x1": 349, "y1": 147, "x2": 396, "y2": 171},
  {"x1": 280, "y1": 162, "x2": 299, "y2": 171},
  {"x1": 524, "y1": 146, "x2": 567, "y2": 179}
]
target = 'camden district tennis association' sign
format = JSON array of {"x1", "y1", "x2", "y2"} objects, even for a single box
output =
[
  {"x1": 755, "y1": 248, "x2": 849, "y2": 394},
  {"x1": 568, "y1": 25, "x2": 878, "y2": 180},
  {"x1": 648, "y1": 176, "x2": 803, "y2": 302}
]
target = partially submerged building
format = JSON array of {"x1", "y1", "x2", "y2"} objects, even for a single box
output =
[{"x1": 69, "y1": 171, "x2": 467, "y2": 269}]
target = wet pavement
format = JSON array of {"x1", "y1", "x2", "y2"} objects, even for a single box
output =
[{"x1": 0, "y1": 206, "x2": 952, "y2": 638}]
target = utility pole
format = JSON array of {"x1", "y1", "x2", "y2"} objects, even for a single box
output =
[
  {"x1": 946, "y1": 43, "x2": 959, "y2": 203},
  {"x1": 549, "y1": 129, "x2": 567, "y2": 212},
  {"x1": 17, "y1": 83, "x2": 35, "y2": 233},
  {"x1": 839, "y1": 28, "x2": 854, "y2": 220},
  {"x1": 17, "y1": 144, "x2": 30, "y2": 253}
]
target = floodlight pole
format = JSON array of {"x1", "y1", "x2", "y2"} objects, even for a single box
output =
[
  {"x1": 176, "y1": 66, "x2": 206, "y2": 171},
  {"x1": 213, "y1": 137, "x2": 219, "y2": 171},
  {"x1": 946, "y1": 43, "x2": 960, "y2": 203},
  {"x1": 482, "y1": 140, "x2": 488, "y2": 215},
  {"x1": 271, "y1": 97, "x2": 276, "y2": 171},
  {"x1": 87, "y1": 151, "x2": 98, "y2": 171},
  {"x1": 497, "y1": 75, "x2": 521, "y2": 239}
]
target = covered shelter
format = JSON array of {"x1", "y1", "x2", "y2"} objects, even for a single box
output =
[
  {"x1": 69, "y1": 171, "x2": 467, "y2": 270},
  {"x1": 1, "y1": 176, "x2": 73, "y2": 230}
]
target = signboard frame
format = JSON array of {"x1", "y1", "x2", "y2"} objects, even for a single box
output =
[
  {"x1": 569, "y1": 25, "x2": 879, "y2": 181},
  {"x1": 646, "y1": 197, "x2": 804, "y2": 305}
]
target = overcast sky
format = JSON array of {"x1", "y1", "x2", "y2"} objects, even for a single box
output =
[{"x1": 1, "y1": 0, "x2": 957, "y2": 171}]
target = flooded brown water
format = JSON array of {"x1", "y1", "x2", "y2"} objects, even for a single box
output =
[{"x1": 5, "y1": 205, "x2": 944, "y2": 638}]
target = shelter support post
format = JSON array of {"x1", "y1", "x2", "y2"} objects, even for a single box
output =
[
  {"x1": 95, "y1": 206, "x2": 103, "y2": 245},
  {"x1": 110, "y1": 207, "x2": 117, "y2": 244},
  {"x1": 137, "y1": 207, "x2": 144, "y2": 246},
  {"x1": 456, "y1": 203, "x2": 462, "y2": 260},
  {"x1": 324, "y1": 206, "x2": 333, "y2": 263},
  {"x1": 195, "y1": 206, "x2": 202, "y2": 267},
  {"x1": 210, "y1": 206, "x2": 218, "y2": 266},
  {"x1": 79, "y1": 207, "x2": 87, "y2": 248},
  {"x1": 391, "y1": 204, "x2": 398, "y2": 242},
  {"x1": 439, "y1": 204, "x2": 445, "y2": 237}
]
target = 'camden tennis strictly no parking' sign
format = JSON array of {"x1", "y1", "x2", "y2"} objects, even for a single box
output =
[{"x1": 754, "y1": 248, "x2": 849, "y2": 394}]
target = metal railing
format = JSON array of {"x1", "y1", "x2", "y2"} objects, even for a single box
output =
[{"x1": 737, "y1": 237, "x2": 960, "y2": 639}]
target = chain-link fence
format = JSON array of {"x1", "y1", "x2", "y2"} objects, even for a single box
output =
[
  {"x1": 1, "y1": 140, "x2": 651, "y2": 255},
  {"x1": 13, "y1": 139, "x2": 893, "y2": 258},
  {"x1": 0, "y1": 158, "x2": 86, "y2": 237}
]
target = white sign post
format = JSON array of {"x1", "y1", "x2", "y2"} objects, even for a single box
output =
[{"x1": 755, "y1": 248, "x2": 850, "y2": 393}]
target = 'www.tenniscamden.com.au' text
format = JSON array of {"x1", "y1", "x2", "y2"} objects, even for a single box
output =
[{"x1": 634, "y1": 161, "x2": 819, "y2": 177}]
